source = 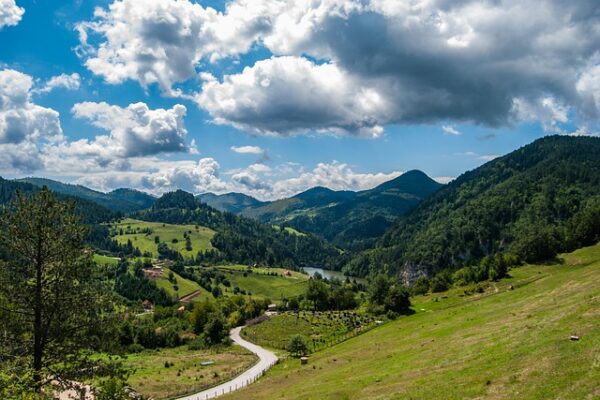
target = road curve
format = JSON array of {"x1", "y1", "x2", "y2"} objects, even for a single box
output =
[{"x1": 176, "y1": 326, "x2": 278, "y2": 400}]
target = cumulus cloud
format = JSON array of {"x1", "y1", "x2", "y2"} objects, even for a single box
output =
[
  {"x1": 0, "y1": 0, "x2": 24, "y2": 30},
  {"x1": 197, "y1": 56, "x2": 386, "y2": 137},
  {"x1": 78, "y1": 0, "x2": 600, "y2": 136},
  {"x1": 0, "y1": 69, "x2": 63, "y2": 172},
  {"x1": 35, "y1": 73, "x2": 81, "y2": 94},
  {"x1": 75, "y1": 0, "x2": 270, "y2": 93},
  {"x1": 71, "y1": 101, "x2": 190, "y2": 160}
]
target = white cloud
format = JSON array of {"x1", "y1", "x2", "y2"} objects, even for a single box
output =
[
  {"x1": 511, "y1": 97, "x2": 570, "y2": 133},
  {"x1": 477, "y1": 154, "x2": 498, "y2": 161},
  {"x1": 231, "y1": 145, "x2": 264, "y2": 155},
  {"x1": 197, "y1": 56, "x2": 387, "y2": 137},
  {"x1": 75, "y1": 0, "x2": 269, "y2": 94},
  {"x1": 433, "y1": 176, "x2": 455, "y2": 184},
  {"x1": 0, "y1": 69, "x2": 63, "y2": 172},
  {"x1": 35, "y1": 73, "x2": 81, "y2": 94},
  {"x1": 77, "y1": 0, "x2": 600, "y2": 136},
  {"x1": 71, "y1": 101, "x2": 190, "y2": 160},
  {"x1": 442, "y1": 125, "x2": 461, "y2": 136},
  {"x1": 0, "y1": 0, "x2": 24, "y2": 30}
]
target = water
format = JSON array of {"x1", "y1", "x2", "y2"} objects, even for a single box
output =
[{"x1": 303, "y1": 267, "x2": 366, "y2": 284}]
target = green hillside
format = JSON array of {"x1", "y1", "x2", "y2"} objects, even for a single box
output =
[
  {"x1": 111, "y1": 218, "x2": 215, "y2": 259},
  {"x1": 18, "y1": 177, "x2": 155, "y2": 213},
  {"x1": 214, "y1": 265, "x2": 309, "y2": 301},
  {"x1": 348, "y1": 136, "x2": 600, "y2": 277},
  {"x1": 0, "y1": 177, "x2": 115, "y2": 224},
  {"x1": 239, "y1": 170, "x2": 442, "y2": 249},
  {"x1": 153, "y1": 268, "x2": 207, "y2": 299},
  {"x1": 225, "y1": 242, "x2": 600, "y2": 400},
  {"x1": 198, "y1": 192, "x2": 266, "y2": 213},
  {"x1": 134, "y1": 190, "x2": 341, "y2": 270}
]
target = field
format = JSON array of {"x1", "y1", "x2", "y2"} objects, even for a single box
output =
[
  {"x1": 111, "y1": 218, "x2": 214, "y2": 258},
  {"x1": 224, "y1": 243, "x2": 600, "y2": 399},
  {"x1": 153, "y1": 268, "x2": 209, "y2": 300},
  {"x1": 213, "y1": 265, "x2": 310, "y2": 302},
  {"x1": 93, "y1": 254, "x2": 119, "y2": 266},
  {"x1": 122, "y1": 345, "x2": 257, "y2": 399},
  {"x1": 242, "y1": 311, "x2": 376, "y2": 352}
]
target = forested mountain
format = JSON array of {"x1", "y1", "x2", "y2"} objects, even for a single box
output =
[
  {"x1": 134, "y1": 191, "x2": 342, "y2": 270},
  {"x1": 198, "y1": 192, "x2": 266, "y2": 213},
  {"x1": 108, "y1": 188, "x2": 156, "y2": 210},
  {"x1": 0, "y1": 177, "x2": 115, "y2": 224},
  {"x1": 346, "y1": 136, "x2": 600, "y2": 279},
  {"x1": 229, "y1": 170, "x2": 442, "y2": 249},
  {"x1": 17, "y1": 177, "x2": 155, "y2": 213}
]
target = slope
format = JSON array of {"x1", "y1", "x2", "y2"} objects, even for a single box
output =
[
  {"x1": 17, "y1": 177, "x2": 155, "y2": 213},
  {"x1": 198, "y1": 192, "x2": 266, "y2": 214},
  {"x1": 133, "y1": 190, "x2": 342, "y2": 270},
  {"x1": 241, "y1": 170, "x2": 443, "y2": 249},
  {"x1": 0, "y1": 177, "x2": 114, "y2": 224},
  {"x1": 227, "y1": 242, "x2": 600, "y2": 400},
  {"x1": 348, "y1": 135, "x2": 600, "y2": 277}
]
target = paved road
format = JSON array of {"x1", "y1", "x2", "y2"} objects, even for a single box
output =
[{"x1": 177, "y1": 326, "x2": 278, "y2": 400}]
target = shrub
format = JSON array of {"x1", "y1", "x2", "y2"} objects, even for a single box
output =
[{"x1": 287, "y1": 334, "x2": 309, "y2": 357}]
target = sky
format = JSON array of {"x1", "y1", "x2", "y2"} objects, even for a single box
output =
[{"x1": 0, "y1": 0, "x2": 598, "y2": 200}]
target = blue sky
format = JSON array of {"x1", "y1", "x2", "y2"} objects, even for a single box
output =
[{"x1": 0, "y1": 0, "x2": 597, "y2": 200}]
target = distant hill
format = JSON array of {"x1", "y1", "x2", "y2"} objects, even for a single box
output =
[
  {"x1": 0, "y1": 177, "x2": 115, "y2": 224},
  {"x1": 347, "y1": 135, "x2": 600, "y2": 279},
  {"x1": 109, "y1": 188, "x2": 156, "y2": 210},
  {"x1": 236, "y1": 170, "x2": 443, "y2": 249},
  {"x1": 134, "y1": 190, "x2": 342, "y2": 270},
  {"x1": 198, "y1": 192, "x2": 266, "y2": 214},
  {"x1": 17, "y1": 177, "x2": 154, "y2": 213}
]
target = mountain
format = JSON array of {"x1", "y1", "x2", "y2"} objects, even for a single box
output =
[
  {"x1": 134, "y1": 190, "x2": 342, "y2": 270},
  {"x1": 346, "y1": 135, "x2": 600, "y2": 279},
  {"x1": 17, "y1": 177, "x2": 154, "y2": 213},
  {"x1": 240, "y1": 170, "x2": 443, "y2": 249},
  {"x1": 198, "y1": 192, "x2": 266, "y2": 214},
  {"x1": 108, "y1": 188, "x2": 156, "y2": 210},
  {"x1": 0, "y1": 177, "x2": 115, "y2": 224}
]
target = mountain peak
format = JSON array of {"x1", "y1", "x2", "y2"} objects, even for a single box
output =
[{"x1": 370, "y1": 170, "x2": 443, "y2": 196}]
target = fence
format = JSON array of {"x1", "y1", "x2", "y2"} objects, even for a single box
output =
[{"x1": 174, "y1": 358, "x2": 279, "y2": 400}]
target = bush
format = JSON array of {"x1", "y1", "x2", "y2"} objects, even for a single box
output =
[
  {"x1": 411, "y1": 277, "x2": 430, "y2": 295},
  {"x1": 287, "y1": 334, "x2": 309, "y2": 357}
]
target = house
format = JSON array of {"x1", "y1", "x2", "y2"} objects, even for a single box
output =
[{"x1": 142, "y1": 299, "x2": 153, "y2": 311}]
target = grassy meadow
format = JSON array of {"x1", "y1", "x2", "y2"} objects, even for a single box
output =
[
  {"x1": 224, "y1": 243, "x2": 600, "y2": 400},
  {"x1": 122, "y1": 345, "x2": 257, "y2": 399},
  {"x1": 153, "y1": 268, "x2": 209, "y2": 300},
  {"x1": 214, "y1": 265, "x2": 310, "y2": 302},
  {"x1": 111, "y1": 218, "x2": 215, "y2": 258}
]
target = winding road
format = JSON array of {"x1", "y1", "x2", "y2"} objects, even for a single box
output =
[{"x1": 176, "y1": 326, "x2": 278, "y2": 400}]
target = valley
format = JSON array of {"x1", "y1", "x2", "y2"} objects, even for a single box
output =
[{"x1": 0, "y1": 136, "x2": 599, "y2": 400}]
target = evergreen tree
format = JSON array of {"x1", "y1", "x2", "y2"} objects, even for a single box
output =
[{"x1": 0, "y1": 189, "x2": 119, "y2": 393}]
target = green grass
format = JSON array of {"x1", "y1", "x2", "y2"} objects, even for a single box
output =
[
  {"x1": 122, "y1": 345, "x2": 257, "y2": 399},
  {"x1": 153, "y1": 268, "x2": 209, "y2": 300},
  {"x1": 211, "y1": 265, "x2": 309, "y2": 302},
  {"x1": 93, "y1": 254, "x2": 119, "y2": 266},
  {"x1": 224, "y1": 243, "x2": 600, "y2": 400},
  {"x1": 111, "y1": 218, "x2": 214, "y2": 258},
  {"x1": 242, "y1": 311, "x2": 376, "y2": 352},
  {"x1": 272, "y1": 225, "x2": 306, "y2": 236}
]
